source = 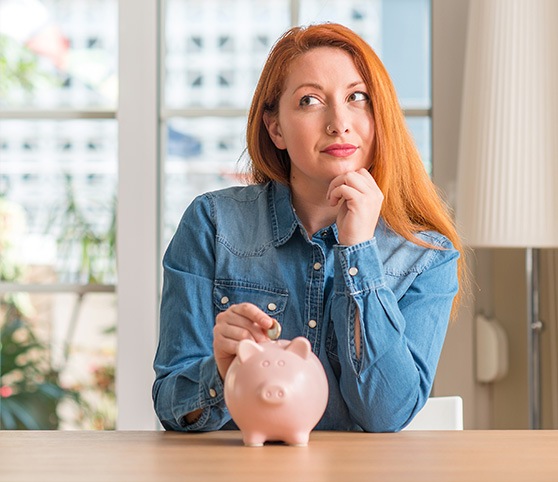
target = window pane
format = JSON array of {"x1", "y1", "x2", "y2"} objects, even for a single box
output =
[
  {"x1": 299, "y1": 0, "x2": 382, "y2": 46},
  {"x1": 380, "y1": 0, "x2": 431, "y2": 108},
  {"x1": 0, "y1": 0, "x2": 117, "y2": 109},
  {"x1": 406, "y1": 116, "x2": 432, "y2": 175},
  {"x1": 0, "y1": 120, "x2": 117, "y2": 284},
  {"x1": 164, "y1": 0, "x2": 290, "y2": 109},
  {"x1": 0, "y1": 291, "x2": 116, "y2": 429},
  {"x1": 163, "y1": 117, "x2": 247, "y2": 244}
]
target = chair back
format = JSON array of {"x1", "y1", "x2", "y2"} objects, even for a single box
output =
[{"x1": 403, "y1": 396, "x2": 464, "y2": 431}]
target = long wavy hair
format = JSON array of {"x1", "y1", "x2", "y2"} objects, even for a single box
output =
[{"x1": 245, "y1": 23, "x2": 465, "y2": 314}]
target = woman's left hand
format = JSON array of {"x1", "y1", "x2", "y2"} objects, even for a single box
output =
[{"x1": 327, "y1": 168, "x2": 384, "y2": 246}]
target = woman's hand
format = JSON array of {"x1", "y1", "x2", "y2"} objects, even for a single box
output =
[
  {"x1": 326, "y1": 168, "x2": 384, "y2": 246},
  {"x1": 213, "y1": 303, "x2": 274, "y2": 380}
]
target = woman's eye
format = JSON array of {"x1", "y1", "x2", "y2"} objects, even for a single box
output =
[
  {"x1": 349, "y1": 91, "x2": 369, "y2": 102},
  {"x1": 299, "y1": 95, "x2": 319, "y2": 107}
]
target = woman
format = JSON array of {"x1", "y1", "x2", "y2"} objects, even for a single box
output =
[{"x1": 153, "y1": 23, "x2": 464, "y2": 433}]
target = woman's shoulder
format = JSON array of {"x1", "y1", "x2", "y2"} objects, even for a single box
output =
[
  {"x1": 189, "y1": 183, "x2": 280, "y2": 248},
  {"x1": 376, "y1": 221, "x2": 458, "y2": 276},
  {"x1": 204, "y1": 183, "x2": 271, "y2": 203},
  {"x1": 414, "y1": 229, "x2": 456, "y2": 251},
  {"x1": 376, "y1": 219, "x2": 455, "y2": 248},
  {"x1": 182, "y1": 183, "x2": 272, "y2": 222}
]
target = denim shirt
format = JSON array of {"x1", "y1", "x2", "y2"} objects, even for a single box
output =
[{"x1": 153, "y1": 181, "x2": 459, "y2": 433}]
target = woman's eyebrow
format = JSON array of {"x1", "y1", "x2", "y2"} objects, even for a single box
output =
[
  {"x1": 291, "y1": 80, "x2": 365, "y2": 95},
  {"x1": 291, "y1": 82, "x2": 324, "y2": 94}
]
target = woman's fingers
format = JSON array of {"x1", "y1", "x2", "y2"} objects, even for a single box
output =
[
  {"x1": 327, "y1": 169, "x2": 378, "y2": 203},
  {"x1": 327, "y1": 169, "x2": 384, "y2": 245},
  {"x1": 213, "y1": 303, "x2": 274, "y2": 379}
]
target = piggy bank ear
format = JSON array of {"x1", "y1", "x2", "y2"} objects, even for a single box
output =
[
  {"x1": 285, "y1": 337, "x2": 311, "y2": 360},
  {"x1": 237, "y1": 339, "x2": 264, "y2": 363}
]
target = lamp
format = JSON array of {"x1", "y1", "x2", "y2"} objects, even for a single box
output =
[{"x1": 456, "y1": 0, "x2": 558, "y2": 429}]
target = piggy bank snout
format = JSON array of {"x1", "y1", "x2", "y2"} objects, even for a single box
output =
[{"x1": 259, "y1": 384, "x2": 287, "y2": 404}]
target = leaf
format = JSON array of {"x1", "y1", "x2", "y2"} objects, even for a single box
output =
[
  {"x1": 1, "y1": 396, "x2": 42, "y2": 429},
  {"x1": 0, "y1": 402, "x2": 17, "y2": 429},
  {"x1": 38, "y1": 382, "x2": 67, "y2": 400}
]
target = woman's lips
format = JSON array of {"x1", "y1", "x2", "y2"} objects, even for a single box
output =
[{"x1": 321, "y1": 143, "x2": 358, "y2": 157}]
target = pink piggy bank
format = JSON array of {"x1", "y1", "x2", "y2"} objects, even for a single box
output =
[{"x1": 224, "y1": 337, "x2": 328, "y2": 447}]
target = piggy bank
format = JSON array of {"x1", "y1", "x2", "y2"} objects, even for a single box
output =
[{"x1": 224, "y1": 337, "x2": 328, "y2": 447}]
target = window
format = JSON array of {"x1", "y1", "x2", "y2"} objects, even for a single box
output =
[{"x1": 0, "y1": 0, "x2": 117, "y2": 430}]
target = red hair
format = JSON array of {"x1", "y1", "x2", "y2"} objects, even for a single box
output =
[{"x1": 246, "y1": 23, "x2": 465, "y2": 314}]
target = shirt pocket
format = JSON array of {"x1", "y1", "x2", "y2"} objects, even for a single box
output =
[{"x1": 213, "y1": 280, "x2": 288, "y2": 322}]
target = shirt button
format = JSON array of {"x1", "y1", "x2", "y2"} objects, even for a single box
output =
[
  {"x1": 313, "y1": 262, "x2": 322, "y2": 271},
  {"x1": 209, "y1": 388, "x2": 217, "y2": 398},
  {"x1": 267, "y1": 302, "x2": 277, "y2": 311},
  {"x1": 220, "y1": 296, "x2": 229, "y2": 305},
  {"x1": 308, "y1": 319, "x2": 317, "y2": 329},
  {"x1": 348, "y1": 267, "x2": 359, "y2": 276}
]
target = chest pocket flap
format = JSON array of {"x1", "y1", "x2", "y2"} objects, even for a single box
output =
[{"x1": 213, "y1": 280, "x2": 288, "y2": 318}]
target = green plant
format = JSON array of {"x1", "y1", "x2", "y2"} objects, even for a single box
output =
[
  {"x1": 71, "y1": 360, "x2": 116, "y2": 430},
  {"x1": 48, "y1": 173, "x2": 116, "y2": 284},
  {"x1": 0, "y1": 34, "x2": 57, "y2": 102},
  {"x1": 0, "y1": 314, "x2": 79, "y2": 429}
]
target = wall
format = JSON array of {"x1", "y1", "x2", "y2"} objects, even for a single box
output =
[
  {"x1": 432, "y1": 0, "x2": 558, "y2": 430},
  {"x1": 432, "y1": 0, "x2": 491, "y2": 429}
]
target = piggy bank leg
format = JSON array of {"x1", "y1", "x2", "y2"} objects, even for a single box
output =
[
  {"x1": 242, "y1": 431, "x2": 266, "y2": 447},
  {"x1": 285, "y1": 431, "x2": 310, "y2": 447}
]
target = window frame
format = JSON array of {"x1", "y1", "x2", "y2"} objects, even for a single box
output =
[{"x1": 116, "y1": 0, "x2": 161, "y2": 429}]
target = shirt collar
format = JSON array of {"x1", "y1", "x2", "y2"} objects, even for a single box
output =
[
  {"x1": 269, "y1": 181, "x2": 298, "y2": 247},
  {"x1": 269, "y1": 181, "x2": 340, "y2": 246}
]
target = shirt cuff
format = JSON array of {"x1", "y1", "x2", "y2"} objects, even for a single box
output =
[
  {"x1": 334, "y1": 238, "x2": 386, "y2": 294},
  {"x1": 179, "y1": 357, "x2": 226, "y2": 429}
]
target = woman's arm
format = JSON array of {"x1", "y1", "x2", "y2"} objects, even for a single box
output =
[
  {"x1": 152, "y1": 195, "x2": 230, "y2": 431},
  {"x1": 330, "y1": 235, "x2": 459, "y2": 432},
  {"x1": 152, "y1": 194, "x2": 275, "y2": 431}
]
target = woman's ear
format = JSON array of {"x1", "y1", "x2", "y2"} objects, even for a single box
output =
[{"x1": 263, "y1": 111, "x2": 287, "y2": 150}]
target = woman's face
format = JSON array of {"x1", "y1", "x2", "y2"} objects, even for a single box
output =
[{"x1": 264, "y1": 47, "x2": 375, "y2": 191}]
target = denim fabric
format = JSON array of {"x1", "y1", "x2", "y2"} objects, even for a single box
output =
[{"x1": 153, "y1": 181, "x2": 459, "y2": 433}]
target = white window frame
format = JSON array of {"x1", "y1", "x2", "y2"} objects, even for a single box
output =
[{"x1": 116, "y1": 0, "x2": 160, "y2": 429}]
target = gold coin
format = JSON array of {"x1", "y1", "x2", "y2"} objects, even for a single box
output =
[{"x1": 267, "y1": 319, "x2": 282, "y2": 340}]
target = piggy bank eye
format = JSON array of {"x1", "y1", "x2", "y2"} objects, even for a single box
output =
[
  {"x1": 277, "y1": 360, "x2": 285, "y2": 367},
  {"x1": 261, "y1": 360, "x2": 270, "y2": 367}
]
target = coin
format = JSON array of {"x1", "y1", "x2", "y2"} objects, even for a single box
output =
[{"x1": 267, "y1": 319, "x2": 282, "y2": 340}]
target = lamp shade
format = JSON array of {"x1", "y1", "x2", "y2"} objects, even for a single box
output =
[{"x1": 456, "y1": 0, "x2": 558, "y2": 248}]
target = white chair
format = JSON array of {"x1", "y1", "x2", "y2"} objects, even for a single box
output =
[{"x1": 403, "y1": 396, "x2": 463, "y2": 431}]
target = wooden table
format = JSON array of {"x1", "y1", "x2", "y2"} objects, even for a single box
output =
[{"x1": 0, "y1": 430, "x2": 556, "y2": 482}]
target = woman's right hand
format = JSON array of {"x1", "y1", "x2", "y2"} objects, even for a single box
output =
[{"x1": 213, "y1": 303, "x2": 274, "y2": 380}]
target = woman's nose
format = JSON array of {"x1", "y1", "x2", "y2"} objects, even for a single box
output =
[
  {"x1": 325, "y1": 107, "x2": 350, "y2": 135},
  {"x1": 326, "y1": 123, "x2": 349, "y2": 135}
]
